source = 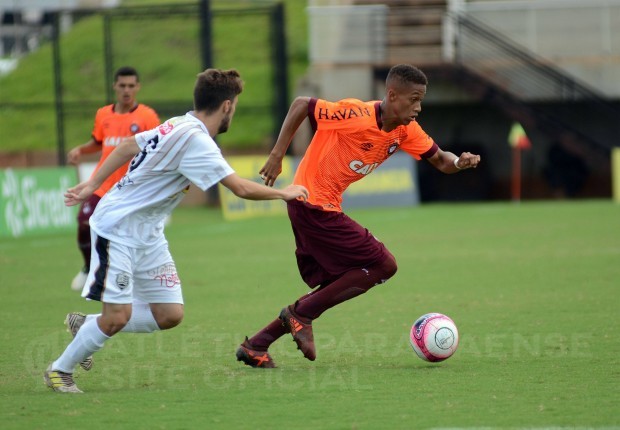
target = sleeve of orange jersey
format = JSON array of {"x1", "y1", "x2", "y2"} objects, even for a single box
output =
[
  {"x1": 91, "y1": 108, "x2": 105, "y2": 145},
  {"x1": 144, "y1": 106, "x2": 161, "y2": 130},
  {"x1": 400, "y1": 121, "x2": 438, "y2": 160}
]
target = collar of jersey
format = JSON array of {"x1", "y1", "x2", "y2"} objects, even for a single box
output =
[
  {"x1": 186, "y1": 111, "x2": 210, "y2": 137},
  {"x1": 374, "y1": 101, "x2": 383, "y2": 131}
]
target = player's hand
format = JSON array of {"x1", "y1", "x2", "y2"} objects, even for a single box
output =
[
  {"x1": 64, "y1": 181, "x2": 96, "y2": 206},
  {"x1": 67, "y1": 147, "x2": 81, "y2": 165},
  {"x1": 259, "y1": 154, "x2": 283, "y2": 187},
  {"x1": 457, "y1": 152, "x2": 481, "y2": 169},
  {"x1": 281, "y1": 184, "x2": 309, "y2": 202}
]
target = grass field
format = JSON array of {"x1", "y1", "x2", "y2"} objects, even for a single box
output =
[{"x1": 1, "y1": 201, "x2": 619, "y2": 429}]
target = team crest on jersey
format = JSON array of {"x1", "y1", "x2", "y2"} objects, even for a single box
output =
[
  {"x1": 387, "y1": 142, "x2": 399, "y2": 155},
  {"x1": 158, "y1": 122, "x2": 174, "y2": 135},
  {"x1": 130, "y1": 123, "x2": 140, "y2": 134}
]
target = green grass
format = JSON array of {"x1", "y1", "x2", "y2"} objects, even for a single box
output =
[
  {"x1": 0, "y1": 0, "x2": 308, "y2": 152},
  {"x1": 1, "y1": 201, "x2": 619, "y2": 429}
]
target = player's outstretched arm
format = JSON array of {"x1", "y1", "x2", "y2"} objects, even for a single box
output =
[
  {"x1": 64, "y1": 137, "x2": 141, "y2": 206},
  {"x1": 220, "y1": 173, "x2": 308, "y2": 202},
  {"x1": 67, "y1": 138, "x2": 102, "y2": 165},
  {"x1": 259, "y1": 96, "x2": 311, "y2": 187},
  {"x1": 64, "y1": 181, "x2": 97, "y2": 206},
  {"x1": 427, "y1": 148, "x2": 481, "y2": 174}
]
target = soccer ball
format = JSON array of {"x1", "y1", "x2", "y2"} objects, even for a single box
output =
[{"x1": 409, "y1": 313, "x2": 459, "y2": 362}]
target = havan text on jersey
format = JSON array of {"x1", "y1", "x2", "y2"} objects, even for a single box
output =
[{"x1": 317, "y1": 106, "x2": 372, "y2": 121}]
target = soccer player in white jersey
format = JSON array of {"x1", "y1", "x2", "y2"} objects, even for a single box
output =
[{"x1": 44, "y1": 69, "x2": 309, "y2": 393}]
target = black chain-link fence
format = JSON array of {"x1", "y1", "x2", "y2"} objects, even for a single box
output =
[{"x1": 1, "y1": 1, "x2": 288, "y2": 164}]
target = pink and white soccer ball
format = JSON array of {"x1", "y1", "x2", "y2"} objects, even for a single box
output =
[{"x1": 410, "y1": 313, "x2": 459, "y2": 362}]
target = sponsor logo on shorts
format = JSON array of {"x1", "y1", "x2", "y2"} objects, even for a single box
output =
[
  {"x1": 116, "y1": 272, "x2": 131, "y2": 290},
  {"x1": 148, "y1": 263, "x2": 180, "y2": 288}
]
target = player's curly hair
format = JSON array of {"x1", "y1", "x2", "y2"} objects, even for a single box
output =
[
  {"x1": 194, "y1": 68, "x2": 244, "y2": 113},
  {"x1": 386, "y1": 64, "x2": 428, "y2": 87}
]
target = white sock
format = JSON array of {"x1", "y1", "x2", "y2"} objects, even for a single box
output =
[
  {"x1": 85, "y1": 314, "x2": 100, "y2": 324},
  {"x1": 83, "y1": 301, "x2": 159, "y2": 333},
  {"x1": 120, "y1": 301, "x2": 160, "y2": 333},
  {"x1": 52, "y1": 318, "x2": 109, "y2": 373}
]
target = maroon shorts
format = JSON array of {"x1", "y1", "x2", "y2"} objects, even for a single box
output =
[
  {"x1": 77, "y1": 194, "x2": 101, "y2": 227},
  {"x1": 287, "y1": 199, "x2": 390, "y2": 288}
]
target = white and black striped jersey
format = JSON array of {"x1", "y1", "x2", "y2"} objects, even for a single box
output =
[{"x1": 90, "y1": 112, "x2": 234, "y2": 247}]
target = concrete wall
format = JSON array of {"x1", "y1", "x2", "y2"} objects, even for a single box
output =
[{"x1": 463, "y1": 0, "x2": 620, "y2": 98}]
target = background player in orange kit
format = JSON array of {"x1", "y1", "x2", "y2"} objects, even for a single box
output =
[
  {"x1": 67, "y1": 66, "x2": 160, "y2": 291},
  {"x1": 236, "y1": 64, "x2": 481, "y2": 368}
]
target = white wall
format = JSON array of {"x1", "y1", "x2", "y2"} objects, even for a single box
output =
[{"x1": 462, "y1": 0, "x2": 620, "y2": 97}]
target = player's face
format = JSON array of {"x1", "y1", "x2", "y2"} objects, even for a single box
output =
[
  {"x1": 113, "y1": 75, "x2": 140, "y2": 108},
  {"x1": 218, "y1": 96, "x2": 238, "y2": 134},
  {"x1": 389, "y1": 83, "x2": 426, "y2": 126}
]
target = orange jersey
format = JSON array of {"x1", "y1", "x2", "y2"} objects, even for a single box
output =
[
  {"x1": 91, "y1": 104, "x2": 160, "y2": 197},
  {"x1": 294, "y1": 98, "x2": 438, "y2": 211}
]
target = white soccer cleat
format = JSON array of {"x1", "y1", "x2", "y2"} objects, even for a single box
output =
[
  {"x1": 44, "y1": 364, "x2": 83, "y2": 393},
  {"x1": 65, "y1": 312, "x2": 94, "y2": 371},
  {"x1": 70, "y1": 267, "x2": 88, "y2": 291}
]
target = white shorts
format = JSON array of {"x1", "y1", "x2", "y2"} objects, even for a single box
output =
[{"x1": 82, "y1": 231, "x2": 184, "y2": 305}]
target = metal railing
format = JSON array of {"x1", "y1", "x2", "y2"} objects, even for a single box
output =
[{"x1": 444, "y1": 11, "x2": 620, "y2": 150}]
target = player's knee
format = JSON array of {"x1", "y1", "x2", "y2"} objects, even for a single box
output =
[
  {"x1": 99, "y1": 313, "x2": 131, "y2": 336},
  {"x1": 154, "y1": 307, "x2": 184, "y2": 330},
  {"x1": 381, "y1": 253, "x2": 398, "y2": 279}
]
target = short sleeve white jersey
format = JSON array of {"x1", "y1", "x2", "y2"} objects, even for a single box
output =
[{"x1": 89, "y1": 112, "x2": 234, "y2": 247}]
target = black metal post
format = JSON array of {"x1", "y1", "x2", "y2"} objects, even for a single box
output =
[
  {"x1": 103, "y1": 13, "x2": 114, "y2": 104},
  {"x1": 51, "y1": 12, "x2": 65, "y2": 166},
  {"x1": 271, "y1": 2, "x2": 289, "y2": 145},
  {"x1": 199, "y1": 0, "x2": 218, "y2": 205},
  {"x1": 199, "y1": 0, "x2": 213, "y2": 69}
]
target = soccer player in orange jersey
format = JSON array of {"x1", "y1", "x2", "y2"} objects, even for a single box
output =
[
  {"x1": 67, "y1": 67, "x2": 160, "y2": 292},
  {"x1": 236, "y1": 64, "x2": 481, "y2": 368}
]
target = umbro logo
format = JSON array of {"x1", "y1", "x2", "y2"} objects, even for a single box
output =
[{"x1": 361, "y1": 142, "x2": 373, "y2": 151}]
